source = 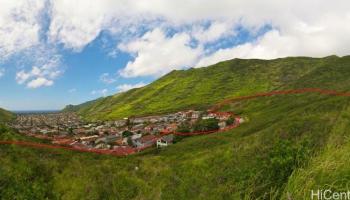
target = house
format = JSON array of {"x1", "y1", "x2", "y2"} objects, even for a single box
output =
[
  {"x1": 131, "y1": 133, "x2": 142, "y2": 140},
  {"x1": 79, "y1": 135, "x2": 99, "y2": 145},
  {"x1": 79, "y1": 135, "x2": 99, "y2": 142},
  {"x1": 134, "y1": 135, "x2": 157, "y2": 148},
  {"x1": 235, "y1": 117, "x2": 245, "y2": 124},
  {"x1": 161, "y1": 123, "x2": 177, "y2": 134},
  {"x1": 216, "y1": 112, "x2": 232, "y2": 121},
  {"x1": 132, "y1": 118, "x2": 145, "y2": 124},
  {"x1": 144, "y1": 125, "x2": 154, "y2": 133},
  {"x1": 157, "y1": 134, "x2": 174, "y2": 148},
  {"x1": 95, "y1": 134, "x2": 121, "y2": 144},
  {"x1": 149, "y1": 118, "x2": 159, "y2": 123},
  {"x1": 202, "y1": 113, "x2": 216, "y2": 120},
  {"x1": 131, "y1": 124, "x2": 145, "y2": 132},
  {"x1": 218, "y1": 121, "x2": 226, "y2": 129},
  {"x1": 95, "y1": 143, "x2": 110, "y2": 149},
  {"x1": 115, "y1": 137, "x2": 128, "y2": 146},
  {"x1": 114, "y1": 120, "x2": 127, "y2": 127},
  {"x1": 191, "y1": 111, "x2": 202, "y2": 119}
]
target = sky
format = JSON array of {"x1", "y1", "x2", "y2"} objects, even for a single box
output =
[{"x1": 1, "y1": 0, "x2": 350, "y2": 110}]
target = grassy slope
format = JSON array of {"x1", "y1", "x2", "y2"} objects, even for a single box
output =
[
  {"x1": 0, "y1": 108, "x2": 15, "y2": 123},
  {"x1": 66, "y1": 56, "x2": 341, "y2": 121},
  {"x1": 2, "y1": 93, "x2": 350, "y2": 199},
  {"x1": 2, "y1": 56, "x2": 350, "y2": 199}
]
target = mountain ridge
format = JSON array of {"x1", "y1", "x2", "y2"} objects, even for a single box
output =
[{"x1": 64, "y1": 55, "x2": 346, "y2": 121}]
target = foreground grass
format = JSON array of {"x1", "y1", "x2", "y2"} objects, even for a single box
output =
[{"x1": 2, "y1": 93, "x2": 350, "y2": 199}]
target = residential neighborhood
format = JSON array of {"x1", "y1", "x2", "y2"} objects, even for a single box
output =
[{"x1": 10, "y1": 110, "x2": 242, "y2": 154}]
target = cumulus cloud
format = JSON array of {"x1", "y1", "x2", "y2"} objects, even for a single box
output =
[
  {"x1": 0, "y1": 0, "x2": 44, "y2": 59},
  {"x1": 192, "y1": 21, "x2": 235, "y2": 44},
  {"x1": 116, "y1": 82, "x2": 147, "y2": 92},
  {"x1": 0, "y1": 0, "x2": 62, "y2": 88},
  {"x1": 119, "y1": 28, "x2": 202, "y2": 77},
  {"x1": 2, "y1": 0, "x2": 350, "y2": 84},
  {"x1": 15, "y1": 53, "x2": 62, "y2": 88},
  {"x1": 27, "y1": 77, "x2": 53, "y2": 88}
]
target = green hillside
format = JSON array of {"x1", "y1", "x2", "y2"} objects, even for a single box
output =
[
  {"x1": 65, "y1": 55, "x2": 347, "y2": 121},
  {"x1": 2, "y1": 55, "x2": 350, "y2": 199},
  {"x1": 0, "y1": 108, "x2": 15, "y2": 123},
  {"x1": 3, "y1": 92, "x2": 350, "y2": 199}
]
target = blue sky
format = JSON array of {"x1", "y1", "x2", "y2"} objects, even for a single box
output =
[
  {"x1": 0, "y1": 0, "x2": 349, "y2": 110},
  {"x1": 0, "y1": 25, "x2": 266, "y2": 110}
]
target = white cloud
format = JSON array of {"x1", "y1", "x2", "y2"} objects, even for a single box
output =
[
  {"x1": 196, "y1": 18, "x2": 350, "y2": 67},
  {"x1": 91, "y1": 89, "x2": 108, "y2": 97},
  {"x1": 0, "y1": 0, "x2": 44, "y2": 59},
  {"x1": 119, "y1": 28, "x2": 202, "y2": 77},
  {"x1": 100, "y1": 73, "x2": 117, "y2": 84},
  {"x1": 192, "y1": 21, "x2": 235, "y2": 44},
  {"x1": 15, "y1": 53, "x2": 62, "y2": 88},
  {"x1": 2, "y1": 0, "x2": 350, "y2": 83},
  {"x1": 116, "y1": 82, "x2": 147, "y2": 92},
  {"x1": 27, "y1": 77, "x2": 53, "y2": 88},
  {"x1": 0, "y1": 0, "x2": 62, "y2": 88}
]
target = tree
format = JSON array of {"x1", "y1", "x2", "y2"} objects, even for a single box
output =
[
  {"x1": 193, "y1": 118, "x2": 219, "y2": 132},
  {"x1": 176, "y1": 122, "x2": 191, "y2": 133},
  {"x1": 226, "y1": 116, "x2": 235, "y2": 126},
  {"x1": 68, "y1": 127, "x2": 74, "y2": 135},
  {"x1": 127, "y1": 137, "x2": 133, "y2": 146},
  {"x1": 122, "y1": 130, "x2": 133, "y2": 137}
]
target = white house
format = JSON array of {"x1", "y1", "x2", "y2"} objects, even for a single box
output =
[{"x1": 157, "y1": 134, "x2": 174, "y2": 148}]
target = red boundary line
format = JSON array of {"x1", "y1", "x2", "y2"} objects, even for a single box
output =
[{"x1": 2, "y1": 88, "x2": 349, "y2": 156}]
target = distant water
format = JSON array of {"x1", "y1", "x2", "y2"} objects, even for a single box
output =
[{"x1": 12, "y1": 110, "x2": 60, "y2": 115}]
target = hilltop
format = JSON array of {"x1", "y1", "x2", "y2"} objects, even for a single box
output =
[{"x1": 64, "y1": 55, "x2": 349, "y2": 121}]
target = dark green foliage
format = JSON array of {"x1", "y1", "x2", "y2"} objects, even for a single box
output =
[
  {"x1": 193, "y1": 118, "x2": 219, "y2": 131},
  {"x1": 122, "y1": 130, "x2": 133, "y2": 137},
  {"x1": 176, "y1": 122, "x2": 191, "y2": 133},
  {"x1": 226, "y1": 116, "x2": 235, "y2": 125}
]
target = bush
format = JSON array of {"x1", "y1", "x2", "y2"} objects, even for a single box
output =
[
  {"x1": 176, "y1": 122, "x2": 191, "y2": 133},
  {"x1": 193, "y1": 118, "x2": 219, "y2": 132},
  {"x1": 122, "y1": 130, "x2": 133, "y2": 137},
  {"x1": 226, "y1": 117, "x2": 235, "y2": 125}
]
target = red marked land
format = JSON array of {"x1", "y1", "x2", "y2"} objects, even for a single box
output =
[{"x1": 1, "y1": 88, "x2": 349, "y2": 156}]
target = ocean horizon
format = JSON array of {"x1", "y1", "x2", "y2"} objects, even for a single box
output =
[{"x1": 12, "y1": 110, "x2": 60, "y2": 114}]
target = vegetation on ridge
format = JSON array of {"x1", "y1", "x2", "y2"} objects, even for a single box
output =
[{"x1": 65, "y1": 56, "x2": 345, "y2": 121}]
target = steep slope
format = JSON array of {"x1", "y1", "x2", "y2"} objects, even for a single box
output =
[
  {"x1": 0, "y1": 108, "x2": 15, "y2": 123},
  {"x1": 65, "y1": 56, "x2": 345, "y2": 121},
  {"x1": 3, "y1": 92, "x2": 350, "y2": 199}
]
